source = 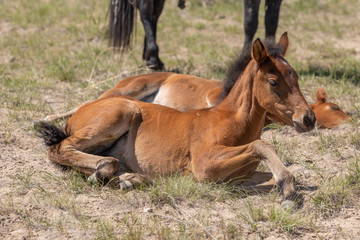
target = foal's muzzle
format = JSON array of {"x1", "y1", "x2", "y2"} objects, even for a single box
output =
[{"x1": 292, "y1": 109, "x2": 316, "y2": 133}]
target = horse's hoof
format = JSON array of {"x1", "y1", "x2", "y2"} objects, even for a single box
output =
[
  {"x1": 119, "y1": 180, "x2": 133, "y2": 191},
  {"x1": 282, "y1": 193, "x2": 304, "y2": 211},
  {"x1": 146, "y1": 59, "x2": 165, "y2": 71},
  {"x1": 147, "y1": 64, "x2": 164, "y2": 71},
  {"x1": 88, "y1": 173, "x2": 98, "y2": 184},
  {"x1": 281, "y1": 200, "x2": 296, "y2": 211},
  {"x1": 178, "y1": 1, "x2": 185, "y2": 9}
]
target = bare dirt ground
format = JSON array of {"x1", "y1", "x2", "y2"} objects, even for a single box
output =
[
  {"x1": 1, "y1": 92, "x2": 359, "y2": 239},
  {"x1": 1, "y1": 0, "x2": 360, "y2": 239}
]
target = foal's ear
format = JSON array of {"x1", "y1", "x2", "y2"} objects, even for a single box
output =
[
  {"x1": 252, "y1": 38, "x2": 267, "y2": 64},
  {"x1": 316, "y1": 88, "x2": 327, "y2": 104},
  {"x1": 277, "y1": 32, "x2": 289, "y2": 56}
]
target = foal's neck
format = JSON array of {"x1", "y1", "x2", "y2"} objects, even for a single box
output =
[{"x1": 218, "y1": 61, "x2": 266, "y2": 140}]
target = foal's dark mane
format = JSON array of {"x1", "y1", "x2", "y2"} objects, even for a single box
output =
[{"x1": 222, "y1": 40, "x2": 286, "y2": 97}]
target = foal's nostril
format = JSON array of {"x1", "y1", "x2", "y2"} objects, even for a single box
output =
[{"x1": 303, "y1": 112, "x2": 316, "y2": 128}]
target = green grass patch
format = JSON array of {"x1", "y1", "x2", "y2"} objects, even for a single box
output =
[
  {"x1": 147, "y1": 174, "x2": 239, "y2": 206},
  {"x1": 310, "y1": 158, "x2": 360, "y2": 218}
]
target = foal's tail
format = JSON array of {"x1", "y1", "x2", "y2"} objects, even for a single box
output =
[
  {"x1": 35, "y1": 121, "x2": 68, "y2": 147},
  {"x1": 109, "y1": 0, "x2": 136, "y2": 50}
]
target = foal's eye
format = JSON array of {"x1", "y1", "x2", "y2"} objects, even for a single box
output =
[
  {"x1": 268, "y1": 79, "x2": 278, "y2": 87},
  {"x1": 330, "y1": 105, "x2": 340, "y2": 111}
]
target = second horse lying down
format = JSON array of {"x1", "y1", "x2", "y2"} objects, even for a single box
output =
[
  {"x1": 37, "y1": 33, "x2": 315, "y2": 201},
  {"x1": 310, "y1": 88, "x2": 350, "y2": 128}
]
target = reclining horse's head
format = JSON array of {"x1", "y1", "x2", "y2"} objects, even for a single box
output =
[
  {"x1": 252, "y1": 32, "x2": 316, "y2": 133},
  {"x1": 310, "y1": 88, "x2": 351, "y2": 128}
]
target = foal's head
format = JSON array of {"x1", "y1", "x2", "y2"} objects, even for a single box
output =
[
  {"x1": 310, "y1": 88, "x2": 351, "y2": 128},
  {"x1": 252, "y1": 32, "x2": 315, "y2": 132}
]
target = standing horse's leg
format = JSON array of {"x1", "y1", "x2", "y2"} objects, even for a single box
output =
[
  {"x1": 152, "y1": 0, "x2": 166, "y2": 55},
  {"x1": 193, "y1": 140, "x2": 296, "y2": 200},
  {"x1": 243, "y1": 0, "x2": 260, "y2": 50},
  {"x1": 138, "y1": 0, "x2": 165, "y2": 70},
  {"x1": 264, "y1": 0, "x2": 282, "y2": 42}
]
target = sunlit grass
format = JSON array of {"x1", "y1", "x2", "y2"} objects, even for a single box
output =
[{"x1": 0, "y1": 0, "x2": 359, "y2": 238}]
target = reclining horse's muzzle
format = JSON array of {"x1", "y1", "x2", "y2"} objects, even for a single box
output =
[{"x1": 292, "y1": 109, "x2": 316, "y2": 133}]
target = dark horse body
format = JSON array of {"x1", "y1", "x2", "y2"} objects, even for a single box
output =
[{"x1": 109, "y1": 0, "x2": 282, "y2": 70}]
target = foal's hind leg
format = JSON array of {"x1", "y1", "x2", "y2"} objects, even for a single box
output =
[
  {"x1": 48, "y1": 137, "x2": 121, "y2": 182},
  {"x1": 47, "y1": 98, "x2": 142, "y2": 183},
  {"x1": 193, "y1": 140, "x2": 296, "y2": 200}
]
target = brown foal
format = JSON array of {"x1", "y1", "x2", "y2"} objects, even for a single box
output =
[{"x1": 37, "y1": 33, "x2": 315, "y2": 201}]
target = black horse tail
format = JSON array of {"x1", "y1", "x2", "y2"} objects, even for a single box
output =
[
  {"x1": 35, "y1": 121, "x2": 68, "y2": 147},
  {"x1": 109, "y1": 0, "x2": 136, "y2": 50}
]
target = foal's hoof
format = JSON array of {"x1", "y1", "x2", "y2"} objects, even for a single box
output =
[
  {"x1": 106, "y1": 175, "x2": 134, "y2": 190},
  {"x1": 282, "y1": 193, "x2": 304, "y2": 211},
  {"x1": 88, "y1": 173, "x2": 98, "y2": 184},
  {"x1": 95, "y1": 158, "x2": 120, "y2": 181},
  {"x1": 281, "y1": 200, "x2": 296, "y2": 211},
  {"x1": 119, "y1": 180, "x2": 134, "y2": 191},
  {"x1": 118, "y1": 173, "x2": 135, "y2": 191}
]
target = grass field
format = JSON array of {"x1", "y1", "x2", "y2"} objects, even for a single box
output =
[{"x1": 0, "y1": 0, "x2": 360, "y2": 239}]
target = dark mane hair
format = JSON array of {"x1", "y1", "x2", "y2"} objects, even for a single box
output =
[
  {"x1": 222, "y1": 47, "x2": 252, "y2": 97},
  {"x1": 222, "y1": 39, "x2": 286, "y2": 97}
]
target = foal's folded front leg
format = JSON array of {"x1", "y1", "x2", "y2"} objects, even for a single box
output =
[{"x1": 192, "y1": 140, "x2": 296, "y2": 200}]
